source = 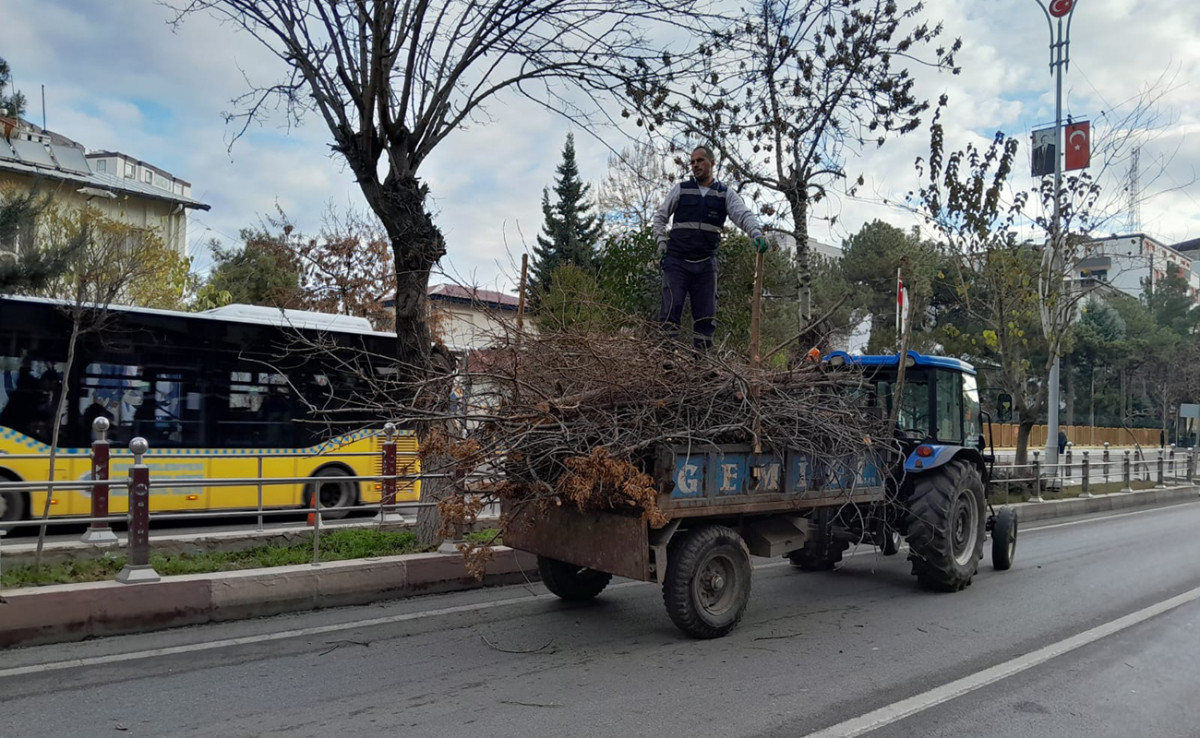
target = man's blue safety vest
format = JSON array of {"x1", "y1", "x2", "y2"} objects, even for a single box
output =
[{"x1": 667, "y1": 179, "x2": 728, "y2": 259}]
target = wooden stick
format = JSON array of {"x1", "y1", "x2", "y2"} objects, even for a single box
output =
[{"x1": 516, "y1": 253, "x2": 529, "y2": 332}]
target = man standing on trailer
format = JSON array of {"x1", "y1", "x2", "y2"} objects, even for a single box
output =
[{"x1": 652, "y1": 145, "x2": 769, "y2": 351}]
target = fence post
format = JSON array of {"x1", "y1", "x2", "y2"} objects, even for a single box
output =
[
  {"x1": 256, "y1": 453, "x2": 265, "y2": 533},
  {"x1": 115, "y1": 437, "x2": 159, "y2": 584},
  {"x1": 1079, "y1": 451, "x2": 1092, "y2": 498},
  {"x1": 81, "y1": 417, "x2": 118, "y2": 544},
  {"x1": 1169, "y1": 445, "x2": 1176, "y2": 480},
  {"x1": 1189, "y1": 446, "x2": 1197, "y2": 484},
  {"x1": 1103, "y1": 441, "x2": 1110, "y2": 464},
  {"x1": 1064, "y1": 442, "x2": 1073, "y2": 480},
  {"x1": 1029, "y1": 450, "x2": 1044, "y2": 503},
  {"x1": 1156, "y1": 450, "x2": 1166, "y2": 489},
  {"x1": 1120, "y1": 450, "x2": 1133, "y2": 494},
  {"x1": 375, "y1": 423, "x2": 405, "y2": 525}
]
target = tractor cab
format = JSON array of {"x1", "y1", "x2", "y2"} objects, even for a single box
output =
[
  {"x1": 823, "y1": 350, "x2": 1015, "y2": 580},
  {"x1": 824, "y1": 350, "x2": 990, "y2": 483}
]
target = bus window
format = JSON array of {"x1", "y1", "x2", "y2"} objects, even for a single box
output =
[{"x1": 1, "y1": 357, "x2": 66, "y2": 444}]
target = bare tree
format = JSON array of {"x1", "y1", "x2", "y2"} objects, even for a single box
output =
[
  {"x1": 301, "y1": 206, "x2": 396, "y2": 330},
  {"x1": 632, "y1": 0, "x2": 959, "y2": 337},
  {"x1": 597, "y1": 140, "x2": 678, "y2": 232},
  {"x1": 168, "y1": 0, "x2": 708, "y2": 380},
  {"x1": 167, "y1": 0, "x2": 715, "y2": 544}
]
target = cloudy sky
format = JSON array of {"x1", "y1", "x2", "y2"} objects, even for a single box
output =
[{"x1": 5, "y1": 0, "x2": 1199, "y2": 294}]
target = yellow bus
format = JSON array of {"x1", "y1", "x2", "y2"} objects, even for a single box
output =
[{"x1": 0, "y1": 295, "x2": 418, "y2": 524}]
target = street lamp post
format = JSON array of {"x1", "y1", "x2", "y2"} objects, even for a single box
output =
[{"x1": 1033, "y1": 0, "x2": 1078, "y2": 467}]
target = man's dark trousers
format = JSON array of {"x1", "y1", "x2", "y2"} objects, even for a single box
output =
[{"x1": 659, "y1": 253, "x2": 717, "y2": 350}]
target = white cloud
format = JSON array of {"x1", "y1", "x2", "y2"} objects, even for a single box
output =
[{"x1": 5, "y1": 0, "x2": 1199, "y2": 293}]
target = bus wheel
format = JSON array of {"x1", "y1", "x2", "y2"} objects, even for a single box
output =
[
  {"x1": 662, "y1": 525, "x2": 752, "y2": 639},
  {"x1": 0, "y1": 474, "x2": 25, "y2": 523},
  {"x1": 306, "y1": 468, "x2": 357, "y2": 520}
]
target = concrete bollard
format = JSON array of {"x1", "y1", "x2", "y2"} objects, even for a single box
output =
[
  {"x1": 1156, "y1": 450, "x2": 1166, "y2": 489},
  {"x1": 1120, "y1": 450, "x2": 1133, "y2": 494},
  {"x1": 1079, "y1": 451, "x2": 1093, "y2": 498},
  {"x1": 374, "y1": 422, "x2": 405, "y2": 525},
  {"x1": 1029, "y1": 451, "x2": 1045, "y2": 503},
  {"x1": 81, "y1": 417, "x2": 118, "y2": 544},
  {"x1": 116, "y1": 438, "x2": 160, "y2": 584}
]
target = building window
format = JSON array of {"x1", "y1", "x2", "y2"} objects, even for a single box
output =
[
  {"x1": 174, "y1": 183, "x2": 183, "y2": 195},
  {"x1": 125, "y1": 163, "x2": 135, "y2": 178},
  {"x1": 96, "y1": 160, "x2": 107, "y2": 172},
  {"x1": 143, "y1": 170, "x2": 152, "y2": 183}
]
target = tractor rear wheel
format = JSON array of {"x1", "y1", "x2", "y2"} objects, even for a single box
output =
[{"x1": 905, "y1": 459, "x2": 986, "y2": 592}]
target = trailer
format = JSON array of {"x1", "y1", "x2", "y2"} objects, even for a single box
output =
[{"x1": 505, "y1": 351, "x2": 1018, "y2": 639}]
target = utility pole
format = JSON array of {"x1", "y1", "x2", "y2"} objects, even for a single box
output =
[{"x1": 1034, "y1": 0, "x2": 1078, "y2": 467}]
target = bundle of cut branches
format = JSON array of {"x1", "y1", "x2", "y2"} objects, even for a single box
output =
[{"x1": 423, "y1": 325, "x2": 898, "y2": 531}]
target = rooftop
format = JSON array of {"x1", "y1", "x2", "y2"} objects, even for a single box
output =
[{"x1": 0, "y1": 117, "x2": 209, "y2": 210}]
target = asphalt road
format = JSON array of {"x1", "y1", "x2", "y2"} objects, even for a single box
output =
[{"x1": 4, "y1": 500, "x2": 1200, "y2": 738}]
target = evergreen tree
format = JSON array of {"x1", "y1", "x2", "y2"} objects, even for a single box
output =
[
  {"x1": 0, "y1": 191, "x2": 85, "y2": 292},
  {"x1": 530, "y1": 133, "x2": 602, "y2": 296},
  {"x1": 0, "y1": 56, "x2": 26, "y2": 117}
]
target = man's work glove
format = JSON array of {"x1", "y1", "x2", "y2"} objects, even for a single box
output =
[{"x1": 753, "y1": 236, "x2": 769, "y2": 254}]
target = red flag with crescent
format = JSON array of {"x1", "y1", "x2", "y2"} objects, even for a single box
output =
[
  {"x1": 1049, "y1": 0, "x2": 1074, "y2": 17},
  {"x1": 1065, "y1": 121, "x2": 1090, "y2": 171}
]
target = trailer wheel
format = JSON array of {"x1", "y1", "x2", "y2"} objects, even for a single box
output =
[
  {"x1": 663, "y1": 525, "x2": 752, "y2": 639},
  {"x1": 787, "y1": 508, "x2": 848, "y2": 570},
  {"x1": 991, "y1": 506, "x2": 1017, "y2": 571},
  {"x1": 304, "y1": 467, "x2": 357, "y2": 520},
  {"x1": 905, "y1": 458, "x2": 985, "y2": 592},
  {"x1": 537, "y1": 556, "x2": 612, "y2": 601}
]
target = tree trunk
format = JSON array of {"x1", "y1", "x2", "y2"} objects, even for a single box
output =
[
  {"x1": 1015, "y1": 419, "x2": 1035, "y2": 466},
  {"x1": 366, "y1": 174, "x2": 454, "y2": 548},
  {"x1": 1063, "y1": 353, "x2": 1075, "y2": 427},
  {"x1": 789, "y1": 193, "x2": 812, "y2": 338}
]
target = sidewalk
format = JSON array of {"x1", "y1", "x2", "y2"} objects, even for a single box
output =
[{"x1": 2, "y1": 485, "x2": 1197, "y2": 649}]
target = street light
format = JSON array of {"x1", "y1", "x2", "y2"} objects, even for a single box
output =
[{"x1": 1031, "y1": 0, "x2": 1078, "y2": 467}]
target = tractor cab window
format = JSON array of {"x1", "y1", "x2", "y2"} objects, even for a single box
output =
[
  {"x1": 962, "y1": 373, "x2": 982, "y2": 444},
  {"x1": 878, "y1": 373, "x2": 932, "y2": 439},
  {"x1": 935, "y1": 370, "x2": 964, "y2": 443}
]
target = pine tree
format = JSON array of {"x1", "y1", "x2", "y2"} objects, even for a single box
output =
[
  {"x1": 0, "y1": 191, "x2": 84, "y2": 292},
  {"x1": 0, "y1": 56, "x2": 26, "y2": 117},
  {"x1": 530, "y1": 133, "x2": 602, "y2": 297}
]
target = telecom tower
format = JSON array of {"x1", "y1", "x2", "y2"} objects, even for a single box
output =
[{"x1": 1127, "y1": 146, "x2": 1141, "y2": 234}]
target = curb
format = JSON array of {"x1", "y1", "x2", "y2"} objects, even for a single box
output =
[
  {"x1": 2, "y1": 486, "x2": 1196, "y2": 649},
  {"x1": 1006, "y1": 484, "x2": 1199, "y2": 522},
  {"x1": 0, "y1": 547, "x2": 537, "y2": 649}
]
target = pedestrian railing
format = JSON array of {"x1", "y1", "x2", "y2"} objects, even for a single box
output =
[
  {"x1": 0, "y1": 420, "x2": 495, "y2": 585},
  {"x1": 2, "y1": 423, "x2": 1196, "y2": 585}
]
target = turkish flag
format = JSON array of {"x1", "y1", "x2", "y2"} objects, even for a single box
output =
[{"x1": 1065, "y1": 121, "x2": 1090, "y2": 171}]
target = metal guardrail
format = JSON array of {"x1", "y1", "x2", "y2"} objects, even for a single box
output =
[
  {"x1": 2, "y1": 425, "x2": 1197, "y2": 585},
  {"x1": 0, "y1": 421, "x2": 484, "y2": 583}
]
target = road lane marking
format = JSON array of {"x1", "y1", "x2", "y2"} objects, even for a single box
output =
[
  {"x1": 1, "y1": 561, "x2": 793, "y2": 679},
  {"x1": 7, "y1": 501, "x2": 1195, "y2": 680},
  {"x1": 800, "y1": 583, "x2": 1200, "y2": 738}
]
